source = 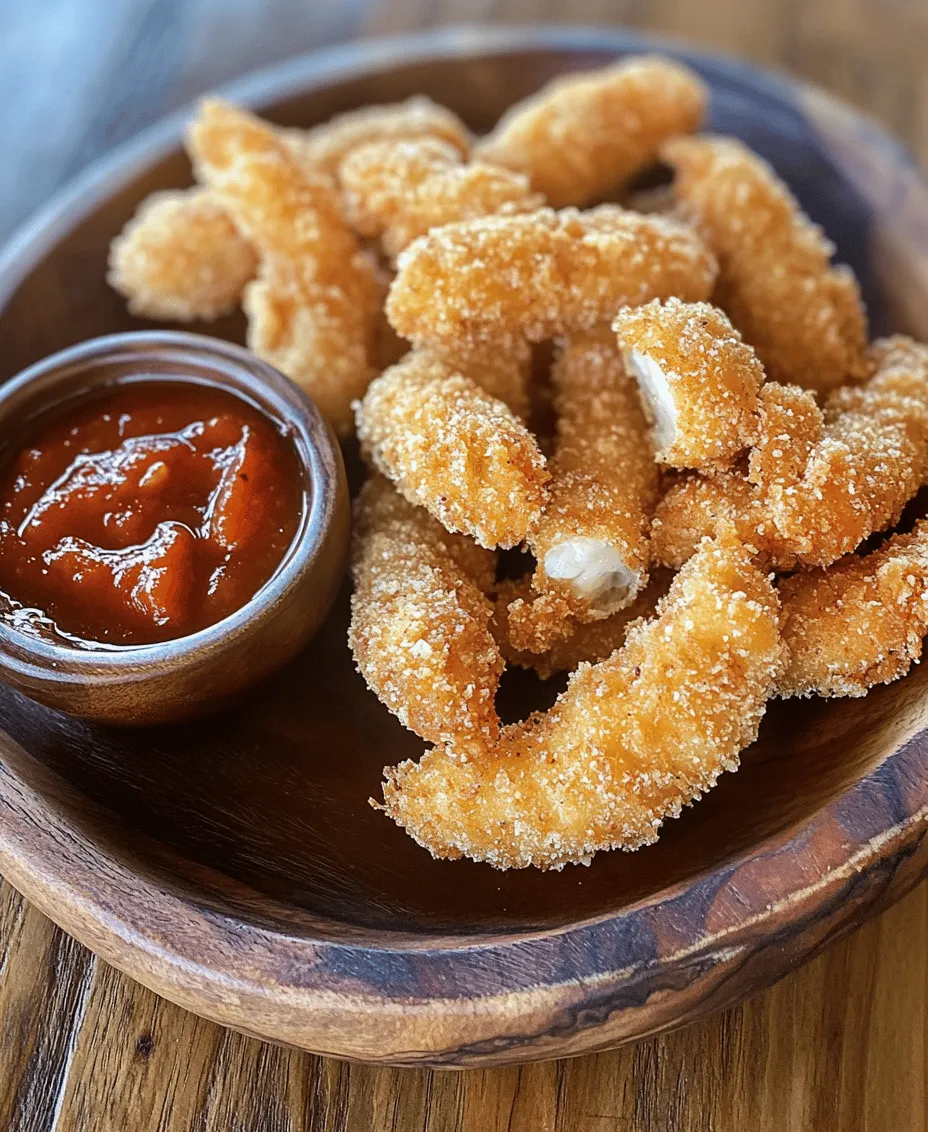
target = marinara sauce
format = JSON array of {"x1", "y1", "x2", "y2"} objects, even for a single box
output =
[{"x1": 0, "y1": 380, "x2": 304, "y2": 646}]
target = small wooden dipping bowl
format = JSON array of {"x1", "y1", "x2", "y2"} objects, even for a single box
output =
[{"x1": 0, "y1": 331, "x2": 349, "y2": 725}]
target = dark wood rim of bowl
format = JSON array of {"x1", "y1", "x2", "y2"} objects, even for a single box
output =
[{"x1": 1, "y1": 26, "x2": 928, "y2": 1068}]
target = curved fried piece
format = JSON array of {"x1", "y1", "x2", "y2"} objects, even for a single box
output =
[
  {"x1": 291, "y1": 96, "x2": 471, "y2": 179},
  {"x1": 355, "y1": 351, "x2": 549, "y2": 549},
  {"x1": 386, "y1": 206, "x2": 717, "y2": 350},
  {"x1": 750, "y1": 338, "x2": 928, "y2": 566},
  {"x1": 475, "y1": 55, "x2": 707, "y2": 207},
  {"x1": 349, "y1": 477, "x2": 501, "y2": 749},
  {"x1": 651, "y1": 470, "x2": 799, "y2": 572},
  {"x1": 514, "y1": 327, "x2": 659, "y2": 649},
  {"x1": 779, "y1": 520, "x2": 928, "y2": 698},
  {"x1": 613, "y1": 298, "x2": 764, "y2": 471},
  {"x1": 382, "y1": 535, "x2": 783, "y2": 869},
  {"x1": 422, "y1": 340, "x2": 533, "y2": 419},
  {"x1": 662, "y1": 135, "x2": 868, "y2": 393},
  {"x1": 495, "y1": 570, "x2": 672, "y2": 680},
  {"x1": 187, "y1": 98, "x2": 382, "y2": 436},
  {"x1": 108, "y1": 189, "x2": 258, "y2": 321},
  {"x1": 340, "y1": 137, "x2": 543, "y2": 260}
]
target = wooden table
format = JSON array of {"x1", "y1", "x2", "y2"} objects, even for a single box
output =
[{"x1": 2, "y1": 1, "x2": 928, "y2": 1128}]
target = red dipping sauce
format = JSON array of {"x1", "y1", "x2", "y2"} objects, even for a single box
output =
[{"x1": 0, "y1": 381, "x2": 305, "y2": 646}]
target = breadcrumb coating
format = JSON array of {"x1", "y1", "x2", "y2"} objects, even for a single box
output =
[
  {"x1": 779, "y1": 521, "x2": 928, "y2": 698},
  {"x1": 422, "y1": 339, "x2": 533, "y2": 419},
  {"x1": 750, "y1": 338, "x2": 928, "y2": 566},
  {"x1": 614, "y1": 298, "x2": 764, "y2": 470},
  {"x1": 515, "y1": 327, "x2": 658, "y2": 647},
  {"x1": 340, "y1": 137, "x2": 543, "y2": 260},
  {"x1": 495, "y1": 571, "x2": 672, "y2": 679},
  {"x1": 107, "y1": 189, "x2": 258, "y2": 321},
  {"x1": 662, "y1": 135, "x2": 868, "y2": 393},
  {"x1": 187, "y1": 98, "x2": 382, "y2": 436},
  {"x1": 475, "y1": 55, "x2": 707, "y2": 207},
  {"x1": 349, "y1": 477, "x2": 501, "y2": 748},
  {"x1": 291, "y1": 96, "x2": 471, "y2": 179},
  {"x1": 355, "y1": 351, "x2": 549, "y2": 549},
  {"x1": 651, "y1": 470, "x2": 799, "y2": 572},
  {"x1": 381, "y1": 535, "x2": 783, "y2": 869},
  {"x1": 386, "y1": 206, "x2": 717, "y2": 350}
]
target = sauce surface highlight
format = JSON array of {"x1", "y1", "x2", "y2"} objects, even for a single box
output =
[{"x1": 0, "y1": 380, "x2": 304, "y2": 646}]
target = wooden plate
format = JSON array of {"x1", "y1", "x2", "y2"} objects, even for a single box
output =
[{"x1": 2, "y1": 26, "x2": 928, "y2": 1069}]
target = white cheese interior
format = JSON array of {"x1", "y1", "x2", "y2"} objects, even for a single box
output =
[
  {"x1": 544, "y1": 538, "x2": 641, "y2": 615},
  {"x1": 625, "y1": 348, "x2": 678, "y2": 456}
]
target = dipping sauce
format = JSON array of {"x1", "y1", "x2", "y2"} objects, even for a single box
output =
[{"x1": 0, "y1": 380, "x2": 304, "y2": 646}]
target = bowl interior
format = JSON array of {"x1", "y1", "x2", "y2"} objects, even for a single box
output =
[{"x1": 1, "y1": 40, "x2": 927, "y2": 941}]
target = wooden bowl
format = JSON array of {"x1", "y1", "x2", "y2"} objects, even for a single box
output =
[
  {"x1": 2, "y1": 26, "x2": 928, "y2": 1069},
  {"x1": 0, "y1": 331, "x2": 349, "y2": 726}
]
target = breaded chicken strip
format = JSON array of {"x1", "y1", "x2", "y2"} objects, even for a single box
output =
[
  {"x1": 779, "y1": 521, "x2": 928, "y2": 698},
  {"x1": 355, "y1": 351, "x2": 549, "y2": 549},
  {"x1": 476, "y1": 55, "x2": 706, "y2": 207},
  {"x1": 663, "y1": 135, "x2": 868, "y2": 393},
  {"x1": 386, "y1": 206, "x2": 717, "y2": 350},
  {"x1": 382, "y1": 535, "x2": 783, "y2": 869},
  {"x1": 349, "y1": 477, "x2": 501, "y2": 749},
  {"x1": 614, "y1": 298, "x2": 764, "y2": 471},
  {"x1": 187, "y1": 98, "x2": 382, "y2": 436}
]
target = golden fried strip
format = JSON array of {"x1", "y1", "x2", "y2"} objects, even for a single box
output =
[
  {"x1": 187, "y1": 98, "x2": 382, "y2": 436},
  {"x1": 340, "y1": 137, "x2": 543, "y2": 260},
  {"x1": 613, "y1": 298, "x2": 764, "y2": 471},
  {"x1": 107, "y1": 189, "x2": 257, "y2": 321},
  {"x1": 750, "y1": 339, "x2": 928, "y2": 566},
  {"x1": 513, "y1": 327, "x2": 658, "y2": 647},
  {"x1": 386, "y1": 206, "x2": 717, "y2": 350},
  {"x1": 382, "y1": 535, "x2": 783, "y2": 869},
  {"x1": 421, "y1": 340, "x2": 533, "y2": 419},
  {"x1": 290, "y1": 96, "x2": 471, "y2": 179},
  {"x1": 495, "y1": 571, "x2": 672, "y2": 679},
  {"x1": 475, "y1": 55, "x2": 707, "y2": 207},
  {"x1": 662, "y1": 135, "x2": 868, "y2": 393},
  {"x1": 349, "y1": 477, "x2": 501, "y2": 748},
  {"x1": 779, "y1": 521, "x2": 928, "y2": 698},
  {"x1": 355, "y1": 351, "x2": 549, "y2": 549},
  {"x1": 650, "y1": 470, "x2": 799, "y2": 572}
]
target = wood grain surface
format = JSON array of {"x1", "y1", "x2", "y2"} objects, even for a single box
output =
[{"x1": 2, "y1": 0, "x2": 928, "y2": 1127}]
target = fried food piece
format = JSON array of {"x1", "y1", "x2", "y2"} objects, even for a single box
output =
[
  {"x1": 108, "y1": 189, "x2": 258, "y2": 321},
  {"x1": 386, "y1": 206, "x2": 717, "y2": 350},
  {"x1": 495, "y1": 570, "x2": 672, "y2": 679},
  {"x1": 349, "y1": 477, "x2": 501, "y2": 748},
  {"x1": 422, "y1": 339, "x2": 533, "y2": 419},
  {"x1": 340, "y1": 137, "x2": 543, "y2": 260},
  {"x1": 187, "y1": 99, "x2": 382, "y2": 436},
  {"x1": 614, "y1": 298, "x2": 764, "y2": 471},
  {"x1": 291, "y1": 96, "x2": 471, "y2": 179},
  {"x1": 381, "y1": 535, "x2": 783, "y2": 869},
  {"x1": 355, "y1": 351, "x2": 549, "y2": 549},
  {"x1": 651, "y1": 470, "x2": 799, "y2": 572},
  {"x1": 750, "y1": 339, "x2": 928, "y2": 566},
  {"x1": 779, "y1": 521, "x2": 928, "y2": 698},
  {"x1": 513, "y1": 328, "x2": 659, "y2": 649},
  {"x1": 475, "y1": 55, "x2": 707, "y2": 207},
  {"x1": 662, "y1": 135, "x2": 868, "y2": 393}
]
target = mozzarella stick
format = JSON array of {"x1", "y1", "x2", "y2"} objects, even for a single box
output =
[
  {"x1": 750, "y1": 339, "x2": 928, "y2": 566},
  {"x1": 187, "y1": 98, "x2": 382, "y2": 436},
  {"x1": 613, "y1": 298, "x2": 764, "y2": 471},
  {"x1": 511, "y1": 327, "x2": 659, "y2": 650},
  {"x1": 349, "y1": 477, "x2": 501, "y2": 749},
  {"x1": 779, "y1": 521, "x2": 928, "y2": 698},
  {"x1": 355, "y1": 351, "x2": 549, "y2": 549},
  {"x1": 382, "y1": 535, "x2": 783, "y2": 869},
  {"x1": 662, "y1": 135, "x2": 868, "y2": 393},
  {"x1": 108, "y1": 189, "x2": 258, "y2": 322},
  {"x1": 475, "y1": 55, "x2": 707, "y2": 207},
  {"x1": 386, "y1": 206, "x2": 718, "y2": 351},
  {"x1": 340, "y1": 137, "x2": 543, "y2": 260}
]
